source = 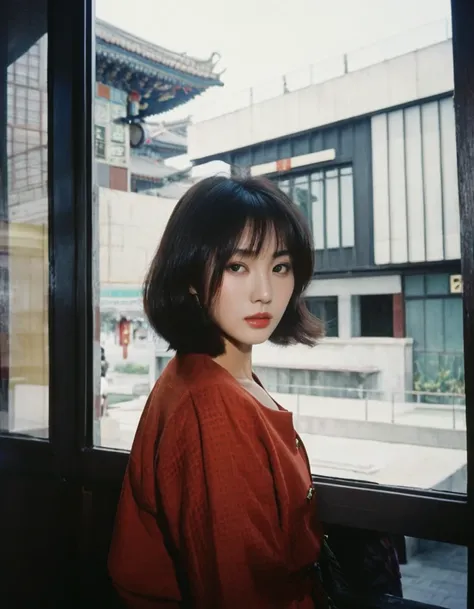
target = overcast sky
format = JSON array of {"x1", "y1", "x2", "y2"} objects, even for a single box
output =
[
  {"x1": 96, "y1": 0, "x2": 452, "y2": 158},
  {"x1": 97, "y1": 0, "x2": 451, "y2": 86}
]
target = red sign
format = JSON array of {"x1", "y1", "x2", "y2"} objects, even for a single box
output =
[
  {"x1": 276, "y1": 158, "x2": 292, "y2": 172},
  {"x1": 118, "y1": 317, "x2": 131, "y2": 347}
]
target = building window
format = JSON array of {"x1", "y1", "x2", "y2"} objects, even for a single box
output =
[
  {"x1": 253, "y1": 365, "x2": 377, "y2": 395},
  {"x1": 95, "y1": 124, "x2": 106, "y2": 159},
  {"x1": 305, "y1": 296, "x2": 338, "y2": 337},
  {"x1": 277, "y1": 166, "x2": 355, "y2": 250},
  {"x1": 404, "y1": 273, "x2": 464, "y2": 393}
]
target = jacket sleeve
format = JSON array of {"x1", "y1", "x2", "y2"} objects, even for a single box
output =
[{"x1": 157, "y1": 386, "x2": 296, "y2": 609}]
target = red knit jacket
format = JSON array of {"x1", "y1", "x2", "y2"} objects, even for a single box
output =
[{"x1": 108, "y1": 353, "x2": 322, "y2": 608}]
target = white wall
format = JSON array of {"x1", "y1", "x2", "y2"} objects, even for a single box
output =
[
  {"x1": 305, "y1": 274, "x2": 402, "y2": 297},
  {"x1": 372, "y1": 97, "x2": 460, "y2": 265},
  {"x1": 252, "y1": 338, "x2": 413, "y2": 396},
  {"x1": 153, "y1": 336, "x2": 414, "y2": 396},
  {"x1": 99, "y1": 187, "x2": 177, "y2": 286},
  {"x1": 189, "y1": 41, "x2": 453, "y2": 160}
]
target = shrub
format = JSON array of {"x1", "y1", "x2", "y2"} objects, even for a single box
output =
[{"x1": 114, "y1": 362, "x2": 150, "y2": 375}]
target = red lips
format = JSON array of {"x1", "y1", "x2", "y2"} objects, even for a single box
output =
[{"x1": 244, "y1": 313, "x2": 272, "y2": 329}]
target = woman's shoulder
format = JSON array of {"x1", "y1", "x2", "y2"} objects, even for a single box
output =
[
  {"x1": 169, "y1": 353, "x2": 245, "y2": 396},
  {"x1": 160, "y1": 354, "x2": 258, "y2": 424}
]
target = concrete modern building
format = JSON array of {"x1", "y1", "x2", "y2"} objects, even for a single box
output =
[
  {"x1": 139, "y1": 31, "x2": 467, "y2": 508},
  {"x1": 185, "y1": 35, "x2": 463, "y2": 397}
]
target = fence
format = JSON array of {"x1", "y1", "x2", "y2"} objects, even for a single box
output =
[{"x1": 266, "y1": 383, "x2": 465, "y2": 432}]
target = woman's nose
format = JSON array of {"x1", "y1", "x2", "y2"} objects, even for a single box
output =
[{"x1": 250, "y1": 273, "x2": 272, "y2": 304}]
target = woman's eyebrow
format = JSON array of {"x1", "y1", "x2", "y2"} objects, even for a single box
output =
[{"x1": 233, "y1": 248, "x2": 290, "y2": 259}]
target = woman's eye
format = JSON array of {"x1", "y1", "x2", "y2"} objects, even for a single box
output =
[
  {"x1": 227, "y1": 263, "x2": 245, "y2": 273},
  {"x1": 273, "y1": 263, "x2": 291, "y2": 274}
]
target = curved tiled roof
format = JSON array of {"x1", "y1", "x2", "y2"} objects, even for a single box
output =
[{"x1": 96, "y1": 19, "x2": 222, "y2": 83}]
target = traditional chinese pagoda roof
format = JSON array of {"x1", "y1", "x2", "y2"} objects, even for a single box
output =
[
  {"x1": 95, "y1": 20, "x2": 223, "y2": 118},
  {"x1": 138, "y1": 118, "x2": 190, "y2": 158},
  {"x1": 130, "y1": 156, "x2": 190, "y2": 182}
]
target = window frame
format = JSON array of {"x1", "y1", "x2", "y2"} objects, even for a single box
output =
[
  {"x1": 1, "y1": 0, "x2": 472, "y2": 604},
  {"x1": 277, "y1": 164, "x2": 355, "y2": 251},
  {"x1": 305, "y1": 295, "x2": 339, "y2": 337},
  {"x1": 79, "y1": 0, "x2": 472, "y2": 555}
]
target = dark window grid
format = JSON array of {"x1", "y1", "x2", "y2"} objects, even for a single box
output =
[
  {"x1": 280, "y1": 166, "x2": 353, "y2": 251},
  {"x1": 95, "y1": 125, "x2": 107, "y2": 160},
  {"x1": 305, "y1": 296, "x2": 339, "y2": 337},
  {"x1": 9, "y1": 148, "x2": 47, "y2": 191},
  {"x1": 9, "y1": 58, "x2": 40, "y2": 89}
]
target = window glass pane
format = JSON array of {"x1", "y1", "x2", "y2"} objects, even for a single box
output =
[
  {"x1": 293, "y1": 175, "x2": 310, "y2": 222},
  {"x1": 444, "y1": 298, "x2": 463, "y2": 352},
  {"x1": 278, "y1": 179, "x2": 290, "y2": 195},
  {"x1": 405, "y1": 299, "x2": 425, "y2": 350},
  {"x1": 1, "y1": 26, "x2": 48, "y2": 438},
  {"x1": 306, "y1": 296, "x2": 338, "y2": 337},
  {"x1": 92, "y1": 1, "x2": 467, "y2": 505},
  {"x1": 325, "y1": 297, "x2": 339, "y2": 337},
  {"x1": 325, "y1": 171, "x2": 340, "y2": 248},
  {"x1": 277, "y1": 368, "x2": 290, "y2": 392},
  {"x1": 310, "y1": 175, "x2": 325, "y2": 249},
  {"x1": 424, "y1": 299, "x2": 444, "y2": 352},
  {"x1": 340, "y1": 169, "x2": 355, "y2": 247},
  {"x1": 289, "y1": 369, "x2": 307, "y2": 393}
]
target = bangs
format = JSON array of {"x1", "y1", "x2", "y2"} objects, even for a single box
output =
[{"x1": 227, "y1": 208, "x2": 297, "y2": 260}]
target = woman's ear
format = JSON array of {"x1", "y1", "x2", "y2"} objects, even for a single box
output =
[{"x1": 189, "y1": 287, "x2": 197, "y2": 296}]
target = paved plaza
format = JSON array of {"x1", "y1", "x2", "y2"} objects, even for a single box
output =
[{"x1": 401, "y1": 543, "x2": 467, "y2": 609}]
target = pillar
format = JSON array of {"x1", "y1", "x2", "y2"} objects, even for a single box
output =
[
  {"x1": 393, "y1": 293, "x2": 405, "y2": 338},
  {"x1": 337, "y1": 294, "x2": 352, "y2": 340}
]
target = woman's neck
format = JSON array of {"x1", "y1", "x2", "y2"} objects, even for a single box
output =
[{"x1": 213, "y1": 339, "x2": 253, "y2": 381}]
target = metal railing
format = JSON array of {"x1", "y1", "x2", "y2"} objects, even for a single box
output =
[
  {"x1": 265, "y1": 382, "x2": 465, "y2": 431},
  {"x1": 195, "y1": 18, "x2": 452, "y2": 122}
]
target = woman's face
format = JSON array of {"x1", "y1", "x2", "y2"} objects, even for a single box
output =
[{"x1": 210, "y1": 229, "x2": 295, "y2": 348}]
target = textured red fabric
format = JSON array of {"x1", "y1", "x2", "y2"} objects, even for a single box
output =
[{"x1": 108, "y1": 353, "x2": 323, "y2": 608}]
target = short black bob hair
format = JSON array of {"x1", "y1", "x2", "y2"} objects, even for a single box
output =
[{"x1": 143, "y1": 175, "x2": 323, "y2": 356}]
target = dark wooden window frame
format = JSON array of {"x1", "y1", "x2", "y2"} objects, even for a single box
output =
[{"x1": 0, "y1": 0, "x2": 473, "y2": 605}]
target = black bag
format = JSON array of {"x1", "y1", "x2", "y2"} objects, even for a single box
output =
[
  {"x1": 314, "y1": 536, "x2": 352, "y2": 609},
  {"x1": 313, "y1": 531, "x2": 403, "y2": 609}
]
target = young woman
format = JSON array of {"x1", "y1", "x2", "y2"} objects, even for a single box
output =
[{"x1": 108, "y1": 175, "x2": 325, "y2": 608}]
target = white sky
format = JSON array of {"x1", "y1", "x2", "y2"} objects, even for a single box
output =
[
  {"x1": 96, "y1": 0, "x2": 452, "y2": 162},
  {"x1": 96, "y1": 0, "x2": 451, "y2": 88}
]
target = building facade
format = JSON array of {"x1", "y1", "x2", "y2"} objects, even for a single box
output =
[
  {"x1": 4, "y1": 20, "x2": 221, "y2": 433},
  {"x1": 186, "y1": 38, "x2": 463, "y2": 395}
]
